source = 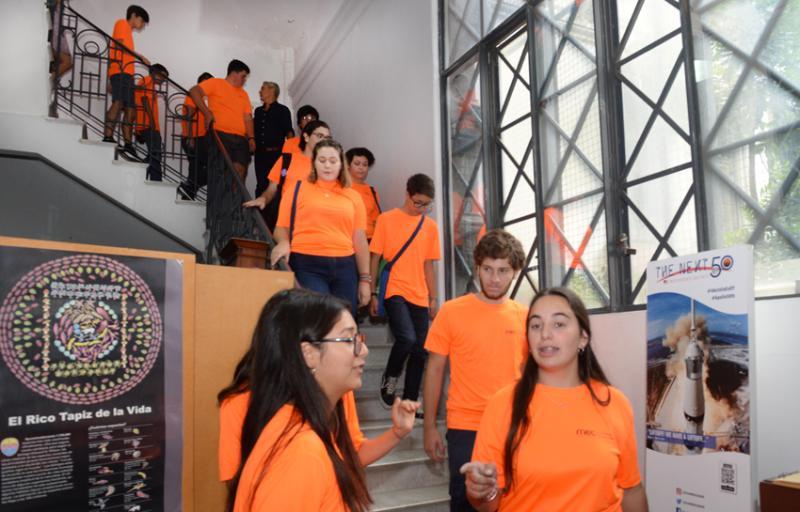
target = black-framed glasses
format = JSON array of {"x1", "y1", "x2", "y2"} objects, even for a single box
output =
[
  {"x1": 412, "y1": 199, "x2": 434, "y2": 211},
  {"x1": 307, "y1": 332, "x2": 367, "y2": 356}
]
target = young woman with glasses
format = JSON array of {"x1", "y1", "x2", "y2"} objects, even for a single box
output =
[{"x1": 219, "y1": 289, "x2": 419, "y2": 511}]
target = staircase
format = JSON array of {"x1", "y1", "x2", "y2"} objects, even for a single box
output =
[
  {"x1": 359, "y1": 324, "x2": 450, "y2": 511},
  {"x1": 0, "y1": 112, "x2": 206, "y2": 251}
]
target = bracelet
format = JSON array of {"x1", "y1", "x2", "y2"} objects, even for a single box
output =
[
  {"x1": 359, "y1": 274, "x2": 372, "y2": 283},
  {"x1": 484, "y1": 487, "x2": 498, "y2": 503}
]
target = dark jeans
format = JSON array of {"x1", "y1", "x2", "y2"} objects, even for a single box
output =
[
  {"x1": 289, "y1": 252, "x2": 358, "y2": 316},
  {"x1": 446, "y1": 429, "x2": 478, "y2": 512},
  {"x1": 180, "y1": 136, "x2": 208, "y2": 199},
  {"x1": 139, "y1": 128, "x2": 162, "y2": 181},
  {"x1": 254, "y1": 151, "x2": 282, "y2": 230},
  {"x1": 254, "y1": 151, "x2": 281, "y2": 199},
  {"x1": 384, "y1": 296, "x2": 429, "y2": 401}
]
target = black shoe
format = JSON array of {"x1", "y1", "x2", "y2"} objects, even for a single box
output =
[
  {"x1": 101, "y1": 136, "x2": 116, "y2": 144},
  {"x1": 118, "y1": 143, "x2": 143, "y2": 162},
  {"x1": 177, "y1": 184, "x2": 194, "y2": 201},
  {"x1": 379, "y1": 374, "x2": 398, "y2": 409}
]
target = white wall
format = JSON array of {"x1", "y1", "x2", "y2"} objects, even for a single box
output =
[
  {"x1": 589, "y1": 295, "x2": 800, "y2": 498},
  {"x1": 71, "y1": 0, "x2": 292, "y2": 106},
  {"x1": 0, "y1": 0, "x2": 50, "y2": 116},
  {"x1": 289, "y1": 0, "x2": 440, "y2": 213},
  {"x1": 591, "y1": 310, "x2": 648, "y2": 474},
  {"x1": 753, "y1": 296, "x2": 800, "y2": 484}
]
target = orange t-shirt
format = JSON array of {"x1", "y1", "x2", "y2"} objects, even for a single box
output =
[
  {"x1": 134, "y1": 76, "x2": 159, "y2": 132},
  {"x1": 350, "y1": 183, "x2": 381, "y2": 239},
  {"x1": 282, "y1": 136, "x2": 301, "y2": 154},
  {"x1": 181, "y1": 96, "x2": 208, "y2": 138},
  {"x1": 267, "y1": 152, "x2": 311, "y2": 190},
  {"x1": 472, "y1": 382, "x2": 642, "y2": 511},
  {"x1": 424, "y1": 294, "x2": 528, "y2": 430},
  {"x1": 198, "y1": 78, "x2": 252, "y2": 137},
  {"x1": 232, "y1": 404, "x2": 345, "y2": 511},
  {"x1": 108, "y1": 19, "x2": 134, "y2": 76},
  {"x1": 276, "y1": 180, "x2": 367, "y2": 257},
  {"x1": 218, "y1": 390, "x2": 364, "y2": 481},
  {"x1": 369, "y1": 209, "x2": 440, "y2": 307}
]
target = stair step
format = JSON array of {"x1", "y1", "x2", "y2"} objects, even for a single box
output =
[
  {"x1": 366, "y1": 448, "x2": 449, "y2": 494},
  {"x1": 362, "y1": 419, "x2": 444, "y2": 452},
  {"x1": 78, "y1": 138, "x2": 117, "y2": 147},
  {"x1": 370, "y1": 484, "x2": 449, "y2": 511},
  {"x1": 112, "y1": 158, "x2": 148, "y2": 170}
]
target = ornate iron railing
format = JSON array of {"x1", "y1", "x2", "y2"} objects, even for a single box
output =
[
  {"x1": 49, "y1": 0, "x2": 206, "y2": 200},
  {"x1": 48, "y1": 1, "x2": 281, "y2": 267},
  {"x1": 205, "y1": 126, "x2": 282, "y2": 267}
]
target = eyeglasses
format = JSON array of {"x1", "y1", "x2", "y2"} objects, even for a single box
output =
[
  {"x1": 412, "y1": 199, "x2": 434, "y2": 211},
  {"x1": 307, "y1": 332, "x2": 367, "y2": 356}
]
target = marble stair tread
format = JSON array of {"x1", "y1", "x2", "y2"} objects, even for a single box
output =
[
  {"x1": 370, "y1": 484, "x2": 450, "y2": 511},
  {"x1": 367, "y1": 447, "x2": 433, "y2": 468}
]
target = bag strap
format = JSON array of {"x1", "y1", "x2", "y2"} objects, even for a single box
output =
[
  {"x1": 370, "y1": 186, "x2": 382, "y2": 213},
  {"x1": 387, "y1": 215, "x2": 426, "y2": 268},
  {"x1": 277, "y1": 152, "x2": 293, "y2": 193},
  {"x1": 289, "y1": 180, "x2": 302, "y2": 244}
]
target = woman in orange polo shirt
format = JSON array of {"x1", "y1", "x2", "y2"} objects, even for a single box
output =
[
  {"x1": 270, "y1": 138, "x2": 371, "y2": 314},
  {"x1": 222, "y1": 289, "x2": 371, "y2": 511},
  {"x1": 218, "y1": 296, "x2": 421, "y2": 483},
  {"x1": 462, "y1": 287, "x2": 649, "y2": 512},
  {"x1": 242, "y1": 120, "x2": 331, "y2": 231}
]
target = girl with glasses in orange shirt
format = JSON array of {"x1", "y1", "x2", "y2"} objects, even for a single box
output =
[{"x1": 223, "y1": 289, "x2": 371, "y2": 511}]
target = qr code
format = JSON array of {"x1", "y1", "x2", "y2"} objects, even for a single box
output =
[{"x1": 720, "y1": 462, "x2": 736, "y2": 494}]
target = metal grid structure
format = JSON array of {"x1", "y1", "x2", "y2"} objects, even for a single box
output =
[{"x1": 439, "y1": 0, "x2": 799, "y2": 306}]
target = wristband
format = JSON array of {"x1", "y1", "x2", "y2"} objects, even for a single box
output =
[{"x1": 359, "y1": 274, "x2": 372, "y2": 283}]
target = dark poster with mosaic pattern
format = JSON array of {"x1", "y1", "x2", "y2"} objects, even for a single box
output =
[{"x1": 0, "y1": 247, "x2": 173, "y2": 512}]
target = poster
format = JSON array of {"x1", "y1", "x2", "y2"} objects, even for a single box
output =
[
  {"x1": 645, "y1": 246, "x2": 754, "y2": 511},
  {"x1": 0, "y1": 245, "x2": 183, "y2": 512}
]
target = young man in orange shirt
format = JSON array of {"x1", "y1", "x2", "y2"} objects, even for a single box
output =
[
  {"x1": 134, "y1": 63, "x2": 168, "y2": 181},
  {"x1": 422, "y1": 229, "x2": 528, "y2": 512},
  {"x1": 282, "y1": 105, "x2": 318, "y2": 154},
  {"x1": 103, "y1": 5, "x2": 150, "y2": 157},
  {"x1": 369, "y1": 174, "x2": 441, "y2": 408},
  {"x1": 178, "y1": 72, "x2": 213, "y2": 200},
  {"x1": 188, "y1": 59, "x2": 254, "y2": 181}
]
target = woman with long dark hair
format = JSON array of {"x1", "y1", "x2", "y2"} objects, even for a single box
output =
[
  {"x1": 222, "y1": 288, "x2": 373, "y2": 511},
  {"x1": 461, "y1": 287, "x2": 648, "y2": 511}
]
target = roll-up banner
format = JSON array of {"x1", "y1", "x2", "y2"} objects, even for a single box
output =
[
  {"x1": 0, "y1": 243, "x2": 184, "y2": 512},
  {"x1": 645, "y1": 245, "x2": 754, "y2": 511}
]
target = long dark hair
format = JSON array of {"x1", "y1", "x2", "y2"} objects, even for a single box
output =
[
  {"x1": 220, "y1": 289, "x2": 370, "y2": 511},
  {"x1": 502, "y1": 287, "x2": 610, "y2": 495}
]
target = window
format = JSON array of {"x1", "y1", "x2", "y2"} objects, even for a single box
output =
[{"x1": 439, "y1": 0, "x2": 800, "y2": 306}]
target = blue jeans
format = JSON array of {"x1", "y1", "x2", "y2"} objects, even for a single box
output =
[
  {"x1": 383, "y1": 296, "x2": 429, "y2": 401},
  {"x1": 446, "y1": 429, "x2": 478, "y2": 512},
  {"x1": 289, "y1": 252, "x2": 358, "y2": 316}
]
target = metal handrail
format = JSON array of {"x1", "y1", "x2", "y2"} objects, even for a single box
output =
[
  {"x1": 205, "y1": 124, "x2": 286, "y2": 270},
  {"x1": 49, "y1": 0, "x2": 282, "y2": 267},
  {"x1": 50, "y1": 1, "x2": 205, "y2": 200}
]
